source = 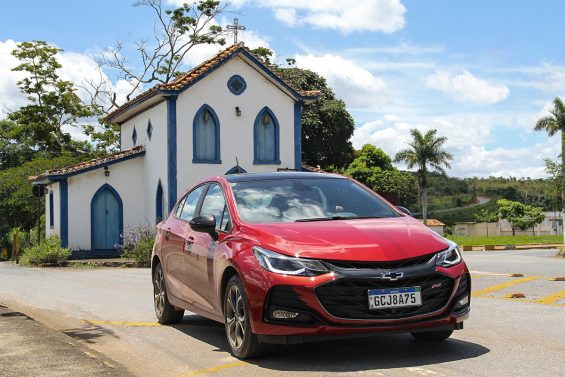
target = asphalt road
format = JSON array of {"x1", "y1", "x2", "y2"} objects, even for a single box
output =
[{"x1": 0, "y1": 250, "x2": 564, "y2": 377}]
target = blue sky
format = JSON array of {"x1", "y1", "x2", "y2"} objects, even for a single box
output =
[{"x1": 1, "y1": 0, "x2": 564, "y2": 178}]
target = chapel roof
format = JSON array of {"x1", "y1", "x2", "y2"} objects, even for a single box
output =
[
  {"x1": 29, "y1": 146, "x2": 146, "y2": 183},
  {"x1": 104, "y1": 42, "x2": 321, "y2": 124}
]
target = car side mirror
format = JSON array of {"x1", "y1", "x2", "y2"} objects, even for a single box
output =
[
  {"x1": 397, "y1": 206, "x2": 412, "y2": 216},
  {"x1": 189, "y1": 214, "x2": 218, "y2": 241}
]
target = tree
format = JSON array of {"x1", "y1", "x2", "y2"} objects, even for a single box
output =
[
  {"x1": 474, "y1": 209, "x2": 498, "y2": 237},
  {"x1": 346, "y1": 144, "x2": 418, "y2": 207},
  {"x1": 535, "y1": 97, "x2": 565, "y2": 243},
  {"x1": 497, "y1": 199, "x2": 545, "y2": 236},
  {"x1": 7, "y1": 41, "x2": 95, "y2": 159},
  {"x1": 276, "y1": 67, "x2": 355, "y2": 168},
  {"x1": 394, "y1": 129, "x2": 454, "y2": 225},
  {"x1": 544, "y1": 158, "x2": 563, "y2": 212}
]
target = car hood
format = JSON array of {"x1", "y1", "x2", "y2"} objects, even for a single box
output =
[{"x1": 241, "y1": 216, "x2": 449, "y2": 262}]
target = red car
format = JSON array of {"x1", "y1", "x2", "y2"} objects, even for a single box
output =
[{"x1": 151, "y1": 172, "x2": 470, "y2": 358}]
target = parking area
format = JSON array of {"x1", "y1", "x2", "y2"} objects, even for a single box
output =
[{"x1": 0, "y1": 249, "x2": 564, "y2": 377}]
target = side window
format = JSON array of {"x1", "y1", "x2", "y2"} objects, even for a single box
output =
[
  {"x1": 179, "y1": 185, "x2": 206, "y2": 221},
  {"x1": 199, "y1": 184, "x2": 230, "y2": 231}
]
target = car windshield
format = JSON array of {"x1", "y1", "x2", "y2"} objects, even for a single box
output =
[{"x1": 230, "y1": 177, "x2": 400, "y2": 223}]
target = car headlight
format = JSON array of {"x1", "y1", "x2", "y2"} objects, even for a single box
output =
[
  {"x1": 436, "y1": 240, "x2": 462, "y2": 268},
  {"x1": 252, "y1": 246, "x2": 329, "y2": 276}
]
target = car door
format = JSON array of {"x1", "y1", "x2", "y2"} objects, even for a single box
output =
[
  {"x1": 186, "y1": 183, "x2": 232, "y2": 312},
  {"x1": 162, "y1": 184, "x2": 206, "y2": 305}
]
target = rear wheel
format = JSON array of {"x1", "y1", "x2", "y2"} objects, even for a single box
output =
[
  {"x1": 411, "y1": 329, "x2": 454, "y2": 341},
  {"x1": 224, "y1": 275, "x2": 262, "y2": 359},
  {"x1": 153, "y1": 263, "x2": 184, "y2": 324}
]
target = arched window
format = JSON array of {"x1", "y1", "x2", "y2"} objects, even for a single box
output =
[
  {"x1": 193, "y1": 104, "x2": 220, "y2": 163},
  {"x1": 254, "y1": 107, "x2": 280, "y2": 164}
]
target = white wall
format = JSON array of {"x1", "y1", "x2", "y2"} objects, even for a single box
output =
[
  {"x1": 45, "y1": 182, "x2": 60, "y2": 238},
  {"x1": 175, "y1": 56, "x2": 297, "y2": 196},
  {"x1": 121, "y1": 102, "x2": 168, "y2": 223},
  {"x1": 65, "y1": 157, "x2": 146, "y2": 250}
]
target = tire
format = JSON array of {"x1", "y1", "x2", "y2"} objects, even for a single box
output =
[
  {"x1": 153, "y1": 263, "x2": 184, "y2": 324},
  {"x1": 411, "y1": 329, "x2": 454, "y2": 341},
  {"x1": 224, "y1": 275, "x2": 263, "y2": 359}
]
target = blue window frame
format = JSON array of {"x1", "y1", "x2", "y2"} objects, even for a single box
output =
[
  {"x1": 193, "y1": 104, "x2": 221, "y2": 163},
  {"x1": 49, "y1": 190, "x2": 54, "y2": 228},
  {"x1": 254, "y1": 107, "x2": 280, "y2": 164},
  {"x1": 147, "y1": 119, "x2": 153, "y2": 141},
  {"x1": 132, "y1": 126, "x2": 137, "y2": 146},
  {"x1": 227, "y1": 74, "x2": 247, "y2": 95}
]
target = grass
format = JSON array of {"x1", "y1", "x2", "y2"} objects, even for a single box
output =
[{"x1": 446, "y1": 234, "x2": 563, "y2": 246}]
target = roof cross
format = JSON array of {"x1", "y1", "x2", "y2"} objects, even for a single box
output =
[{"x1": 226, "y1": 18, "x2": 246, "y2": 44}]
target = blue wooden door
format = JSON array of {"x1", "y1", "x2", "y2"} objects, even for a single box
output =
[{"x1": 92, "y1": 186, "x2": 121, "y2": 250}]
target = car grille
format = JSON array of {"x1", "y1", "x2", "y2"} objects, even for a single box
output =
[
  {"x1": 325, "y1": 252, "x2": 436, "y2": 270},
  {"x1": 315, "y1": 274, "x2": 454, "y2": 320}
]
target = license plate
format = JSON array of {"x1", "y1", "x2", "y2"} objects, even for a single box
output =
[{"x1": 368, "y1": 287, "x2": 422, "y2": 310}]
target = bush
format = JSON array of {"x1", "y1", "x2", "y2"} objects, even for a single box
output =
[
  {"x1": 20, "y1": 236, "x2": 71, "y2": 266},
  {"x1": 121, "y1": 224, "x2": 156, "y2": 267}
]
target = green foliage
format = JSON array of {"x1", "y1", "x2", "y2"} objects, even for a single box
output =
[
  {"x1": 8, "y1": 41, "x2": 96, "y2": 158},
  {"x1": 447, "y1": 234, "x2": 562, "y2": 246},
  {"x1": 20, "y1": 236, "x2": 71, "y2": 266},
  {"x1": 251, "y1": 47, "x2": 274, "y2": 65},
  {"x1": 345, "y1": 144, "x2": 417, "y2": 207},
  {"x1": 121, "y1": 224, "x2": 156, "y2": 267},
  {"x1": 544, "y1": 158, "x2": 563, "y2": 210},
  {"x1": 0, "y1": 155, "x2": 88, "y2": 244},
  {"x1": 276, "y1": 67, "x2": 355, "y2": 169},
  {"x1": 497, "y1": 199, "x2": 545, "y2": 235},
  {"x1": 431, "y1": 198, "x2": 498, "y2": 226},
  {"x1": 474, "y1": 208, "x2": 498, "y2": 223}
]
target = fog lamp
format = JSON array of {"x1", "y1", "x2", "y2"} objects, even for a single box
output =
[
  {"x1": 271, "y1": 309, "x2": 300, "y2": 319},
  {"x1": 458, "y1": 295, "x2": 469, "y2": 306}
]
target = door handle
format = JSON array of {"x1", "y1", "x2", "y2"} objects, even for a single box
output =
[
  {"x1": 186, "y1": 236, "x2": 195, "y2": 245},
  {"x1": 164, "y1": 228, "x2": 171, "y2": 240},
  {"x1": 184, "y1": 236, "x2": 194, "y2": 253}
]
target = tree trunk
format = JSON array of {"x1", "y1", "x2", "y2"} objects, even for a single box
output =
[
  {"x1": 485, "y1": 222, "x2": 489, "y2": 237},
  {"x1": 512, "y1": 225, "x2": 516, "y2": 236},
  {"x1": 422, "y1": 188, "x2": 428, "y2": 225},
  {"x1": 562, "y1": 130, "x2": 565, "y2": 244}
]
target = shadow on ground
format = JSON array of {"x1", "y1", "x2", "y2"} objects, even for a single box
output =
[
  {"x1": 171, "y1": 314, "x2": 490, "y2": 373},
  {"x1": 63, "y1": 325, "x2": 118, "y2": 344}
]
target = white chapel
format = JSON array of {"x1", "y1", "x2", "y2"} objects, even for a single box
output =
[{"x1": 31, "y1": 43, "x2": 319, "y2": 254}]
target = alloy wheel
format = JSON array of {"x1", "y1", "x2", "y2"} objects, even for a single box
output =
[
  {"x1": 153, "y1": 266, "x2": 166, "y2": 318},
  {"x1": 226, "y1": 285, "x2": 246, "y2": 350}
]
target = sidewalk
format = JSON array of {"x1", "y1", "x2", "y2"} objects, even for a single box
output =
[{"x1": 0, "y1": 304, "x2": 131, "y2": 377}]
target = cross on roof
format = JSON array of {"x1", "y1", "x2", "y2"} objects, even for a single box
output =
[{"x1": 226, "y1": 18, "x2": 246, "y2": 44}]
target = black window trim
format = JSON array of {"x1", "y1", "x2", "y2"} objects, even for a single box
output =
[
  {"x1": 174, "y1": 183, "x2": 209, "y2": 223},
  {"x1": 196, "y1": 181, "x2": 233, "y2": 234}
]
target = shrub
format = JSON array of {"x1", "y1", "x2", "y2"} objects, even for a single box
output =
[
  {"x1": 20, "y1": 236, "x2": 71, "y2": 266},
  {"x1": 121, "y1": 224, "x2": 156, "y2": 267}
]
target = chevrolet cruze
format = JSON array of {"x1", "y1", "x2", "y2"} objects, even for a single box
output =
[{"x1": 151, "y1": 172, "x2": 470, "y2": 358}]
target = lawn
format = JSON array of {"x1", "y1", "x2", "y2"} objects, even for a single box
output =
[{"x1": 446, "y1": 234, "x2": 563, "y2": 246}]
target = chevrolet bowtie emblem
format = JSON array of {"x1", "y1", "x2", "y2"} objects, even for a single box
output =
[{"x1": 381, "y1": 271, "x2": 404, "y2": 281}]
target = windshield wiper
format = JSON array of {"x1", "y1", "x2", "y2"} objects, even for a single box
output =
[{"x1": 294, "y1": 216, "x2": 385, "y2": 222}]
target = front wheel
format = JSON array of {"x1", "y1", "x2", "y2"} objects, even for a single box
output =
[
  {"x1": 224, "y1": 275, "x2": 262, "y2": 359},
  {"x1": 411, "y1": 329, "x2": 454, "y2": 341},
  {"x1": 153, "y1": 263, "x2": 184, "y2": 324}
]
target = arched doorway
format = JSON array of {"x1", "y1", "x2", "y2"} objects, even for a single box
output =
[{"x1": 91, "y1": 184, "x2": 123, "y2": 250}]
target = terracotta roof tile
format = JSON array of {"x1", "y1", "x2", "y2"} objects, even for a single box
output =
[
  {"x1": 104, "y1": 43, "x2": 320, "y2": 123},
  {"x1": 29, "y1": 146, "x2": 145, "y2": 182}
]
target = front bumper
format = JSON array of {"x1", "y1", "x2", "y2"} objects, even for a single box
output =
[{"x1": 243, "y1": 259, "x2": 470, "y2": 338}]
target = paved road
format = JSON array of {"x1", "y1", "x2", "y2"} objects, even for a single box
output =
[{"x1": 0, "y1": 250, "x2": 564, "y2": 377}]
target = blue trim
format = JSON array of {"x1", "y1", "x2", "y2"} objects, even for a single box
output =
[
  {"x1": 294, "y1": 101, "x2": 303, "y2": 171},
  {"x1": 119, "y1": 127, "x2": 122, "y2": 150},
  {"x1": 227, "y1": 74, "x2": 247, "y2": 95},
  {"x1": 90, "y1": 183, "x2": 124, "y2": 251},
  {"x1": 156, "y1": 180, "x2": 164, "y2": 224},
  {"x1": 147, "y1": 118, "x2": 153, "y2": 141},
  {"x1": 253, "y1": 106, "x2": 280, "y2": 165},
  {"x1": 60, "y1": 179, "x2": 68, "y2": 247},
  {"x1": 49, "y1": 190, "x2": 54, "y2": 228},
  {"x1": 38, "y1": 152, "x2": 146, "y2": 182},
  {"x1": 192, "y1": 104, "x2": 221, "y2": 164},
  {"x1": 132, "y1": 126, "x2": 137, "y2": 146},
  {"x1": 166, "y1": 95, "x2": 178, "y2": 212}
]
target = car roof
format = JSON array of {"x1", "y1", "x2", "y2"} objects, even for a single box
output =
[{"x1": 223, "y1": 171, "x2": 346, "y2": 183}]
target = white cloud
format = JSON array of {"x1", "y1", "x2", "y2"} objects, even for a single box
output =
[
  {"x1": 295, "y1": 53, "x2": 386, "y2": 108},
  {"x1": 233, "y1": 0, "x2": 406, "y2": 34},
  {"x1": 351, "y1": 112, "x2": 553, "y2": 178},
  {"x1": 425, "y1": 70, "x2": 509, "y2": 104},
  {"x1": 0, "y1": 39, "x2": 27, "y2": 114}
]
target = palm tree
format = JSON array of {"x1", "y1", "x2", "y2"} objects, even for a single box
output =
[
  {"x1": 535, "y1": 97, "x2": 565, "y2": 243},
  {"x1": 395, "y1": 129, "x2": 453, "y2": 225}
]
